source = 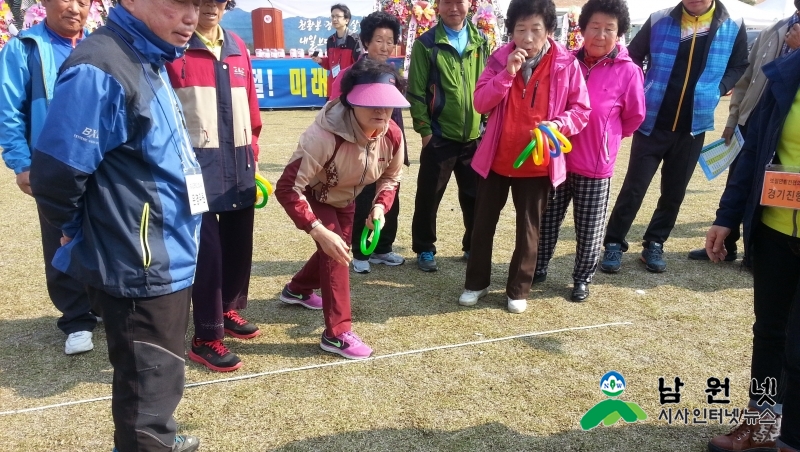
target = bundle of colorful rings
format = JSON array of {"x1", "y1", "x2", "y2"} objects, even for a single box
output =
[
  {"x1": 360, "y1": 219, "x2": 381, "y2": 255},
  {"x1": 513, "y1": 124, "x2": 573, "y2": 169},
  {"x1": 255, "y1": 173, "x2": 273, "y2": 209}
]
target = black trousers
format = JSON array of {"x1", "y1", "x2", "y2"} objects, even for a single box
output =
[
  {"x1": 351, "y1": 182, "x2": 400, "y2": 261},
  {"x1": 90, "y1": 287, "x2": 191, "y2": 452},
  {"x1": 720, "y1": 121, "x2": 749, "y2": 254},
  {"x1": 604, "y1": 129, "x2": 705, "y2": 250},
  {"x1": 411, "y1": 136, "x2": 478, "y2": 254},
  {"x1": 37, "y1": 205, "x2": 96, "y2": 335},
  {"x1": 465, "y1": 172, "x2": 550, "y2": 300},
  {"x1": 192, "y1": 207, "x2": 254, "y2": 341},
  {"x1": 750, "y1": 225, "x2": 800, "y2": 448}
]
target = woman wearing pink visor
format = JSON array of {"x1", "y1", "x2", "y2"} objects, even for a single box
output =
[{"x1": 275, "y1": 58, "x2": 408, "y2": 359}]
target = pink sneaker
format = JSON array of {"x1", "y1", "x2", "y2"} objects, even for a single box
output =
[
  {"x1": 320, "y1": 330, "x2": 373, "y2": 359},
  {"x1": 279, "y1": 284, "x2": 323, "y2": 310}
]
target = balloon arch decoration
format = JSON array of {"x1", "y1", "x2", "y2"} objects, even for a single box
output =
[
  {"x1": 376, "y1": 0, "x2": 503, "y2": 73},
  {"x1": 1, "y1": 0, "x2": 113, "y2": 49}
]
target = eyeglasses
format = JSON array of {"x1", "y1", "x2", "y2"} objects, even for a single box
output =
[
  {"x1": 60, "y1": 0, "x2": 91, "y2": 8},
  {"x1": 331, "y1": 15, "x2": 346, "y2": 20}
]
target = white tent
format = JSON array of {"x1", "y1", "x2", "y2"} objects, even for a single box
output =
[
  {"x1": 755, "y1": 0, "x2": 797, "y2": 21},
  {"x1": 628, "y1": 0, "x2": 777, "y2": 28}
]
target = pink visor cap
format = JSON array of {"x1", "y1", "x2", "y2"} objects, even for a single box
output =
[{"x1": 345, "y1": 72, "x2": 410, "y2": 109}]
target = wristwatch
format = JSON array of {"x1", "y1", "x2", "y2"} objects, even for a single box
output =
[{"x1": 309, "y1": 220, "x2": 322, "y2": 231}]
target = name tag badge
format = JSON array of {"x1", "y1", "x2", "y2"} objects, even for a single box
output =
[
  {"x1": 332, "y1": 64, "x2": 341, "y2": 78},
  {"x1": 184, "y1": 167, "x2": 209, "y2": 215},
  {"x1": 761, "y1": 164, "x2": 800, "y2": 209}
]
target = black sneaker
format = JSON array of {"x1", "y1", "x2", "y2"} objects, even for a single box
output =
[
  {"x1": 688, "y1": 247, "x2": 737, "y2": 261},
  {"x1": 189, "y1": 337, "x2": 242, "y2": 372},
  {"x1": 640, "y1": 242, "x2": 666, "y2": 273},
  {"x1": 172, "y1": 435, "x2": 200, "y2": 452},
  {"x1": 532, "y1": 272, "x2": 547, "y2": 284},
  {"x1": 223, "y1": 310, "x2": 261, "y2": 339}
]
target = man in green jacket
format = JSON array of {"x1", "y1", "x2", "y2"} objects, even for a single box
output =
[{"x1": 407, "y1": 0, "x2": 489, "y2": 272}]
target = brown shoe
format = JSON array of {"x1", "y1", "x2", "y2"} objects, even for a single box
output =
[{"x1": 708, "y1": 410, "x2": 781, "y2": 452}]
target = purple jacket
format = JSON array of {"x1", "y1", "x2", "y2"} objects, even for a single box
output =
[
  {"x1": 472, "y1": 40, "x2": 591, "y2": 187},
  {"x1": 567, "y1": 44, "x2": 646, "y2": 179}
]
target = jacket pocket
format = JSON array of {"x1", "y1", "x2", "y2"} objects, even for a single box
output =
[
  {"x1": 603, "y1": 132, "x2": 611, "y2": 164},
  {"x1": 189, "y1": 128, "x2": 214, "y2": 149},
  {"x1": 139, "y1": 203, "x2": 151, "y2": 271}
]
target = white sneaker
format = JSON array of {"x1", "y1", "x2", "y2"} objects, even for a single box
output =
[
  {"x1": 459, "y1": 287, "x2": 488, "y2": 306},
  {"x1": 65, "y1": 331, "x2": 94, "y2": 355},
  {"x1": 352, "y1": 259, "x2": 371, "y2": 274},
  {"x1": 368, "y1": 252, "x2": 405, "y2": 266},
  {"x1": 507, "y1": 297, "x2": 527, "y2": 314}
]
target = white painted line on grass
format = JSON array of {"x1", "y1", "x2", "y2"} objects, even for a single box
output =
[{"x1": 0, "y1": 321, "x2": 632, "y2": 416}]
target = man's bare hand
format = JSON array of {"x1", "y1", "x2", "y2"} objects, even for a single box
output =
[
  {"x1": 721, "y1": 127, "x2": 734, "y2": 146},
  {"x1": 787, "y1": 23, "x2": 800, "y2": 50},
  {"x1": 421, "y1": 134, "x2": 432, "y2": 148},
  {"x1": 16, "y1": 171, "x2": 32, "y2": 196},
  {"x1": 705, "y1": 225, "x2": 732, "y2": 263}
]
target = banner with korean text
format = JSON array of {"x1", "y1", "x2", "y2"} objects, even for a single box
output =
[
  {"x1": 252, "y1": 57, "x2": 404, "y2": 109},
  {"x1": 252, "y1": 58, "x2": 328, "y2": 109}
]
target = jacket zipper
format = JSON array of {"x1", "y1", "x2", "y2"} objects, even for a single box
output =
[
  {"x1": 245, "y1": 129, "x2": 252, "y2": 169},
  {"x1": 358, "y1": 142, "x2": 371, "y2": 185},
  {"x1": 530, "y1": 80, "x2": 540, "y2": 108},
  {"x1": 673, "y1": 15, "x2": 700, "y2": 132},
  {"x1": 580, "y1": 57, "x2": 608, "y2": 81},
  {"x1": 40, "y1": 54, "x2": 50, "y2": 105},
  {"x1": 461, "y1": 60, "x2": 470, "y2": 142},
  {"x1": 139, "y1": 202, "x2": 151, "y2": 289}
]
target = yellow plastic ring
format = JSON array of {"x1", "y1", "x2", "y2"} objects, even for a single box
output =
[
  {"x1": 533, "y1": 128, "x2": 544, "y2": 166},
  {"x1": 255, "y1": 173, "x2": 274, "y2": 195}
]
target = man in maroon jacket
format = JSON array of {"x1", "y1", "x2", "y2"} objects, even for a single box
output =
[{"x1": 165, "y1": 0, "x2": 263, "y2": 373}]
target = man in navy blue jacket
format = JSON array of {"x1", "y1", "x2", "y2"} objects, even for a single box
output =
[
  {"x1": 704, "y1": 47, "x2": 800, "y2": 452},
  {"x1": 30, "y1": 0, "x2": 204, "y2": 450}
]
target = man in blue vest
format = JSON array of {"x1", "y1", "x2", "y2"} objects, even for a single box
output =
[
  {"x1": 0, "y1": 0, "x2": 97, "y2": 355},
  {"x1": 599, "y1": 0, "x2": 748, "y2": 274}
]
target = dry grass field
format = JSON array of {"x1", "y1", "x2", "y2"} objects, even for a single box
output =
[{"x1": 0, "y1": 97, "x2": 758, "y2": 451}]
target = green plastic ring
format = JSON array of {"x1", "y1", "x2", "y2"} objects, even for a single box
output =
[
  {"x1": 255, "y1": 179, "x2": 269, "y2": 209},
  {"x1": 514, "y1": 138, "x2": 537, "y2": 169},
  {"x1": 360, "y1": 219, "x2": 381, "y2": 255}
]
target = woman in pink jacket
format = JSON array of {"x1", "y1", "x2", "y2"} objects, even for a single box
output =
[
  {"x1": 535, "y1": 0, "x2": 646, "y2": 302},
  {"x1": 458, "y1": 0, "x2": 590, "y2": 314}
]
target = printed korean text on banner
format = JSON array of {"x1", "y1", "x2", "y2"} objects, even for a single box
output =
[{"x1": 252, "y1": 57, "x2": 403, "y2": 108}]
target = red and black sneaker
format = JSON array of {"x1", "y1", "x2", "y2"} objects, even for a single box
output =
[
  {"x1": 223, "y1": 310, "x2": 261, "y2": 339},
  {"x1": 188, "y1": 337, "x2": 242, "y2": 372}
]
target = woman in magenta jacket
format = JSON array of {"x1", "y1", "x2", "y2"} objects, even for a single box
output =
[
  {"x1": 458, "y1": 0, "x2": 590, "y2": 314},
  {"x1": 535, "y1": 0, "x2": 646, "y2": 302}
]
